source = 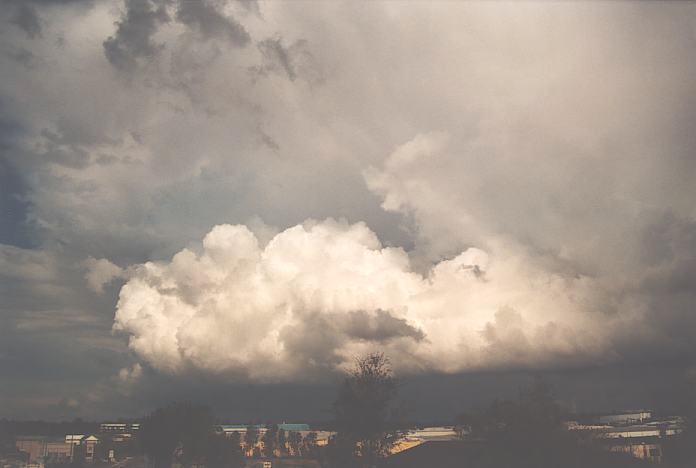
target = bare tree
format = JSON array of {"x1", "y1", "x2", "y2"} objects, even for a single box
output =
[{"x1": 331, "y1": 353, "x2": 399, "y2": 467}]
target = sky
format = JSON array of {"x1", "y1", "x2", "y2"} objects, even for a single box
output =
[{"x1": 2, "y1": 0, "x2": 696, "y2": 421}]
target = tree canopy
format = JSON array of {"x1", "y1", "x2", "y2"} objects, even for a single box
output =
[
  {"x1": 138, "y1": 402, "x2": 214, "y2": 468},
  {"x1": 331, "y1": 352, "x2": 399, "y2": 467}
]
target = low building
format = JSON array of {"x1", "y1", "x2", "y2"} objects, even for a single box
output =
[
  {"x1": 65, "y1": 435, "x2": 84, "y2": 445},
  {"x1": 391, "y1": 427, "x2": 459, "y2": 454},
  {"x1": 573, "y1": 420, "x2": 683, "y2": 440},
  {"x1": 81, "y1": 436, "x2": 99, "y2": 463},
  {"x1": 596, "y1": 411, "x2": 652, "y2": 425},
  {"x1": 16, "y1": 437, "x2": 76, "y2": 466},
  {"x1": 246, "y1": 460, "x2": 320, "y2": 468},
  {"x1": 44, "y1": 442, "x2": 73, "y2": 463},
  {"x1": 603, "y1": 437, "x2": 662, "y2": 463},
  {"x1": 296, "y1": 431, "x2": 333, "y2": 447},
  {"x1": 383, "y1": 440, "x2": 483, "y2": 468},
  {"x1": 99, "y1": 423, "x2": 140, "y2": 433},
  {"x1": 15, "y1": 437, "x2": 48, "y2": 465},
  {"x1": 0, "y1": 451, "x2": 29, "y2": 468},
  {"x1": 595, "y1": 425, "x2": 661, "y2": 439},
  {"x1": 216, "y1": 424, "x2": 311, "y2": 437},
  {"x1": 568, "y1": 411, "x2": 685, "y2": 464}
]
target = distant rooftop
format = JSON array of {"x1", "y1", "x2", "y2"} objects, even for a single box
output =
[{"x1": 216, "y1": 423, "x2": 310, "y2": 432}]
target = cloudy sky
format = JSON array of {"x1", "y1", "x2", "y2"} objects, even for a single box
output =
[{"x1": 2, "y1": 0, "x2": 696, "y2": 421}]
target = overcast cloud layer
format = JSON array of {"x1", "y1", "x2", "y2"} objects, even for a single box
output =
[{"x1": 2, "y1": 0, "x2": 696, "y2": 418}]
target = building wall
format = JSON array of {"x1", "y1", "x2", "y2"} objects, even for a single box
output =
[
  {"x1": 600, "y1": 428, "x2": 661, "y2": 439},
  {"x1": 82, "y1": 438, "x2": 98, "y2": 462},
  {"x1": 99, "y1": 423, "x2": 139, "y2": 433},
  {"x1": 45, "y1": 443, "x2": 73, "y2": 462},
  {"x1": 16, "y1": 439, "x2": 75, "y2": 464},
  {"x1": 65, "y1": 435, "x2": 84, "y2": 445},
  {"x1": 609, "y1": 442, "x2": 661, "y2": 463},
  {"x1": 597, "y1": 412, "x2": 651, "y2": 425},
  {"x1": 15, "y1": 440, "x2": 45, "y2": 464}
]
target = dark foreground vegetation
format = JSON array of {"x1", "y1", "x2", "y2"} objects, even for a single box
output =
[{"x1": 3, "y1": 353, "x2": 696, "y2": 468}]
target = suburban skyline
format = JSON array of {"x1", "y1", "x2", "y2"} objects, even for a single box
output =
[{"x1": 2, "y1": 0, "x2": 696, "y2": 421}]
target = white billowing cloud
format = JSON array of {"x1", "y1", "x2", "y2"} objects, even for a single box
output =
[
  {"x1": 83, "y1": 257, "x2": 125, "y2": 293},
  {"x1": 114, "y1": 218, "x2": 623, "y2": 381}
]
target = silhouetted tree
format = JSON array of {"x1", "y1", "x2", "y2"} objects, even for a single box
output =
[
  {"x1": 303, "y1": 431, "x2": 318, "y2": 458},
  {"x1": 287, "y1": 431, "x2": 302, "y2": 456},
  {"x1": 138, "y1": 402, "x2": 214, "y2": 468},
  {"x1": 228, "y1": 432, "x2": 241, "y2": 449},
  {"x1": 243, "y1": 424, "x2": 258, "y2": 457},
  {"x1": 262, "y1": 423, "x2": 278, "y2": 457},
  {"x1": 458, "y1": 377, "x2": 562, "y2": 440},
  {"x1": 661, "y1": 375, "x2": 696, "y2": 468},
  {"x1": 205, "y1": 433, "x2": 244, "y2": 468},
  {"x1": 0, "y1": 423, "x2": 13, "y2": 453},
  {"x1": 94, "y1": 436, "x2": 116, "y2": 463},
  {"x1": 331, "y1": 352, "x2": 399, "y2": 467},
  {"x1": 277, "y1": 428, "x2": 287, "y2": 456},
  {"x1": 456, "y1": 377, "x2": 642, "y2": 468}
]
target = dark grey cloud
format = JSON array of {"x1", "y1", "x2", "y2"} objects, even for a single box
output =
[
  {"x1": 37, "y1": 129, "x2": 91, "y2": 168},
  {"x1": 256, "y1": 37, "x2": 297, "y2": 80},
  {"x1": 279, "y1": 312, "x2": 347, "y2": 374},
  {"x1": 0, "y1": 156, "x2": 33, "y2": 248},
  {"x1": 103, "y1": 0, "x2": 169, "y2": 71},
  {"x1": 250, "y1": 37, "x2": 322, "y2": 84},
  {"x1": 277, "y1": 309, "x2": 425, "y2": 376},
  {"x1": 0, "y1": 242, "x2": 134, "y2": 420},
  {"x1": 0, "y1": 111, "x2": 35, "y2": 248},
  {"x1": 4, "y1": 46, "x2": 36, "y2": 68},
  {"x1": 10, "y1": 4, "x2": 42, "y2": 39},
  {"x1": 344, "y1": 310, "x2": 425, "y2": 343},
  {"x1": 176, "y1": 0, "x2": 250, "y2": 46}
]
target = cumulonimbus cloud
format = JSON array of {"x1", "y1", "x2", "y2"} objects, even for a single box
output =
[{"x1": 113, "y1": 217, "x2": 624, "y2": 382}]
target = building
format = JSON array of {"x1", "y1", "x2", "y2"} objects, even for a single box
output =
[
  {"x1": 0, "y1": 452, "x2": 28, "y2": 468},
  {"x1": 246, "y1": 461, "x2": 320, "y2": 468},
  {"x1": 215, "y1": 424, "x2": 311, "y2": 437},
  {"x1": 16, "y1": 435, "x2": 101, "y2": 466},
  {"x1": 606, "y1": 439, "x2": 662, "y2": 463},
  {"x1": 568, "y1": 410, "x2": 684, "y2": 463},
  {"x1": 81, "y1": 436, "x2": 99, "y2": 463},
  {"x1": 596, "y1": 411, "x2": 652, "y2": 425},
  {"x1": 64, "y1": 435, "x2": 84, "y2": 445},
  {"x1": 594, "y1": 425, "x2": 662, "y2": 439},
  {"x1": 99, "y1": 423, "x2": 140, "y2": 433},
  {"x1": 15, "y1": 437, "x2": 76, "y2": 466},
  {"x1": 15, "y1": 437, "x2": 46, "y2": 465},
  {"x1": 98, "y1": 423, "x2": 138, "y2": 444},
  {"x1": 383, "y1": 440, "x2": 483, "y2": 468},
  {"x1": 44, "y1": 442, "x2": 73, "y2": 464},
  {"x1": 391, "y1": 427, "x2": 459, "y2": 454}
]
